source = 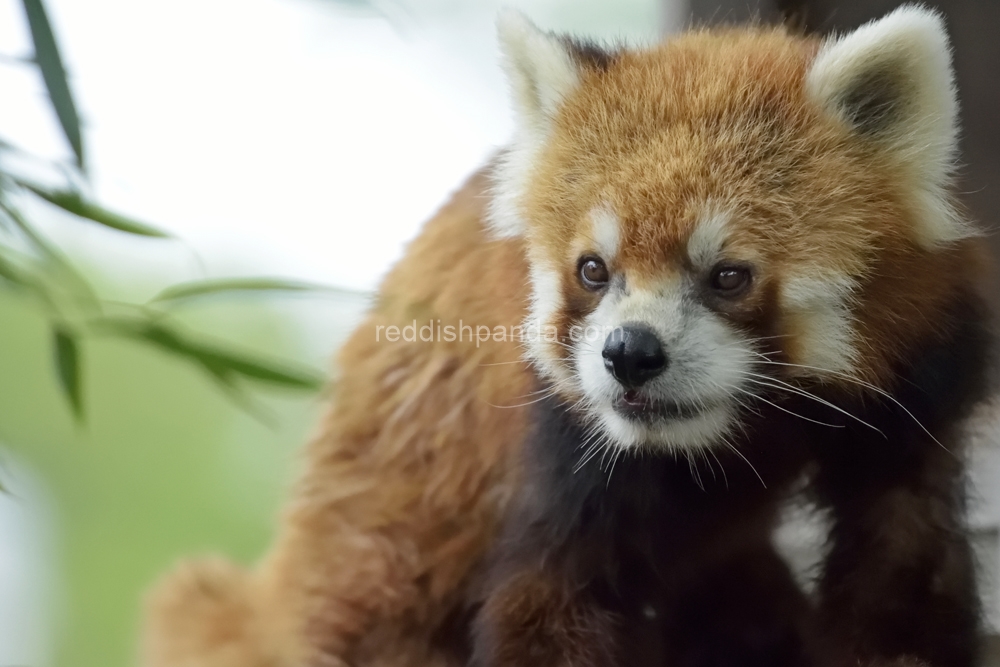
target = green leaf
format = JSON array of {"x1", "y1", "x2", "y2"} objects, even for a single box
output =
[
  {"x1": 199, "y1": 365, "x2": 278, "y2": 427},
  {"x1": 20, "y1": 0, "x2": 84, "y2": 170},
  {"x1": 0, "y1": 241, "x2": 62, "y2": 312},
  {"x1": 0, "y1": 199, "x2": 100, "y2": 308},
  {"x1": 93, "y1": 317, "x2": 326, "y2": 391},
  {"x1": 0, "y1": 198, "x2": 62, "y2": 261},
  {"x1": 22, "y1": 185, "x2": 171, "y2": 237},
  {"x1": 150, "y1": 277, "x2": 352, "y2": 303},
  {"x1": 196, "y1": 349, "x2": 324, "y2": 389},
  {"x1": 53, "y1": 326, "x2": 83, "y2": 420},
  {"x1": 0, "y1": 135, "x2": 33, "y2": 156},
  {"x1": 0, "y1": 250, "x2": 29, "y2": 288}
]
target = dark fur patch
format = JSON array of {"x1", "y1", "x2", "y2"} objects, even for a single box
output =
[
  {"x1": 474, "y1": 288, "x2": 993, "y2": 667},
  {"x1": 837, "y1": 62, "x2": 912, "y2": 137},
  {"x1": 562, "y1": 37, "x2": 618, "y2": 71},
  {"x1": 473, "y1": 388, "x2": 815, "y2": 667}
]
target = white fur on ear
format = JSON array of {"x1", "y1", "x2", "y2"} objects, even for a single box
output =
[
  {"x1": 496, "y1": 9, "x2": 582, "y2": 127},
  {"x1": 488, "y1": 10, "x2": 582, "y2": 239},
  {"x1": 806, "y1": 5, "x2": 972, "y2": 247}
]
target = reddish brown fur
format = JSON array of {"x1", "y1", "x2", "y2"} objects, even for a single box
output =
[
  {"x1": 474, "y1": 571, "x2": 618, "y2": 667},
  {"x1": 523, "y1": 27, "x2": 982, "y2": 391},
  {"x1": 140, "y1": 23, "x2": 991, "y2": 667},
  {"x1": 141, "y1": 168, "x2": 533, "y2": 667}
]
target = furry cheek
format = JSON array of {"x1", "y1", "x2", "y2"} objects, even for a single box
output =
[
  {"x1": 524, "y1": 261, "x2": 576, "y2": 389},
  {"x1": 780, "y1": 274, "x2": 859, "y2": 379}
]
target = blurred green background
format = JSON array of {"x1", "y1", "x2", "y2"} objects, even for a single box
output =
[{"x1": 0, "y1": 274, "x2": 368, "y2": 667}]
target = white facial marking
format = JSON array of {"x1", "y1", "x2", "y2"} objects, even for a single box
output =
[
  {"x1": 686, "y1": 211, "x2": 731, "y2": 269},
  {"x1": 488, "y1": 141, "x2": 538, "y2": 239},
  {"x1": 524, "y1": 260, "x2": 572, "y2": 386},
  {"x1": 806, "y1": 5, "x2": 971, "y2": 247},
  {"x1": 589, "y1": 206, "x2": 621, "y2": 260},
  {"x1": 782, "y1": 273, "x2": 858, "y2": 376}
]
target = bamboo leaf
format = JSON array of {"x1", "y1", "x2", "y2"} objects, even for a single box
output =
[
  {"x1": 53, "y1": 326, "x2": 82, "y2": 420},
  {"x1": 150, "y1": 277, "x2": 351, "y2": 303},
  {"x1": 0, "y1": 135, "x2": 33, "y2": 156},
  {"x1": 0, "y1": 199, "x2": 61, "y2": 260},
  {"x1": 0, "y1": 251, "x2": 29, "y2": 288},
  {"x1": 20, "y1": 0, "x2": 84, "y2": 169},
  {"x1": 0, "y1": 199, "x2": 100, "y2": 307},
  {"x1": 199, "y1": 365, "x2": 278, "y2": 426},
  {"x1": 0, "y1": 241, "x2": 62, "y2": 312},
  {"x1": 94, "y1": 317, "x2": 326, "y2": 391},
  {"x1": 195, "y1": 349, "x2": 324, "y2": 389},
  {"x1": 23, "y1": 185, "x2": 170, "y2": 237}
]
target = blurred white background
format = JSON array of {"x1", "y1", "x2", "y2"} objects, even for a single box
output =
[{"x1": 0, "y1": 0, "x2": 672, "y2": 291}]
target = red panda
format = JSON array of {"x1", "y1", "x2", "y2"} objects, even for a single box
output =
[{"x1": 140, "y1": 6, "x2": 993, "y2": 667}]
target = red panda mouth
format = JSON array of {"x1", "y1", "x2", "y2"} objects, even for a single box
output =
[{"x1": 614, "y1": 391, "x2": 704, "y2": 422}]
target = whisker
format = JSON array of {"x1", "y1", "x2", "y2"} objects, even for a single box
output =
[
  {"x1": 605, "y1": 444, "x2": 625, "y2": 487},
  {"x1": 574, "y1": 430, "x2": 610, "y2": 473},
  {"x1": 687, "y1": 451, "x2": 706, "y2": 491},
  {"x1": 699, "y1": 448, "x2": 717, "y2": 484},
  {"x1": 486, "y1": 390, "x2": 558, "y2": 409},
  {"x1": 730, "y1": 334, "x2": 791, "y2": 349},
  {"x1": 723, "y1": 439, "x2": 766, "y2": 488},
  {"x1": 507, "y1": 386, "x2": 561, "y2": 400},
  {"x1": 478, "y1": 359, "x2": 531, "y2": 367},
  {"x1": 739, "y1": 373, "x2": 884, "y2": 436},
  {"x1": 730, "y1": 393, "x2": 764, "y2": 418},
  {"x1": 600, "y1": 440, "x2": 614, "y2": 470},
  {"x1": 753, "y1": 359, "x2": 951, "y2": 454},
  {"x1": 731, "y1": 387, "x2": 845, "y2": 429},
  {"x1": 574, "y1": 445, "x2": 601, "y2": 473},
  {"x1": 707, "y1": 447, "x2": 729, "y2": 489}
]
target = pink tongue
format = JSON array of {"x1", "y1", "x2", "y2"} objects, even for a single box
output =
[{"x1": 624, "y1": 390, "x2": 641, "y2": 404}]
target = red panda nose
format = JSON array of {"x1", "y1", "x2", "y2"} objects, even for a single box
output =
[{"x1": 602, "y1": 324, "x2": 669, "y2": 388}]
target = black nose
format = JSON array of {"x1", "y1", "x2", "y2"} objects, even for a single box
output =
[{"x1": 602, "y1": 324, "x2": 668, "y2": 388}]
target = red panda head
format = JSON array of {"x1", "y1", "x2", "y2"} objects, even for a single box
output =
[{"x1": 491, "y1": 6, "x2": 981, "y2": 451}]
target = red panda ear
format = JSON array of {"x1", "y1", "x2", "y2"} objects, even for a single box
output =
[
  {"x1": 488, "y1": 11, "x2": 584, "y2": 239},
  {"x1": 806, "y1": 5, "x2": 972, "y2": 247},
  {"x1": 496, "y1": 9, "x2": 583, "y2": 130}
]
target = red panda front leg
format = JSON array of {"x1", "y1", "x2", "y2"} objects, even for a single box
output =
[
  {"x1": 471, "y1": 568, "x2": 619, "y2": 667},
  {"x1": 815, "y1": 442, "x2": 978, "y2": 667}
]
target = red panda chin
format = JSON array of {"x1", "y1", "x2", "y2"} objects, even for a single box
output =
[{"x1": 589, "y1": 397, "x2": 740, "y2": 453}]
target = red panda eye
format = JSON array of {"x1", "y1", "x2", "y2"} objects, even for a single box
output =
[
  {"x1": 578, "y1": 256, "x2": 609, "y2": 291},
  {"x1": 710, "y1": 264, "x2": 752, "y2": 296}
]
